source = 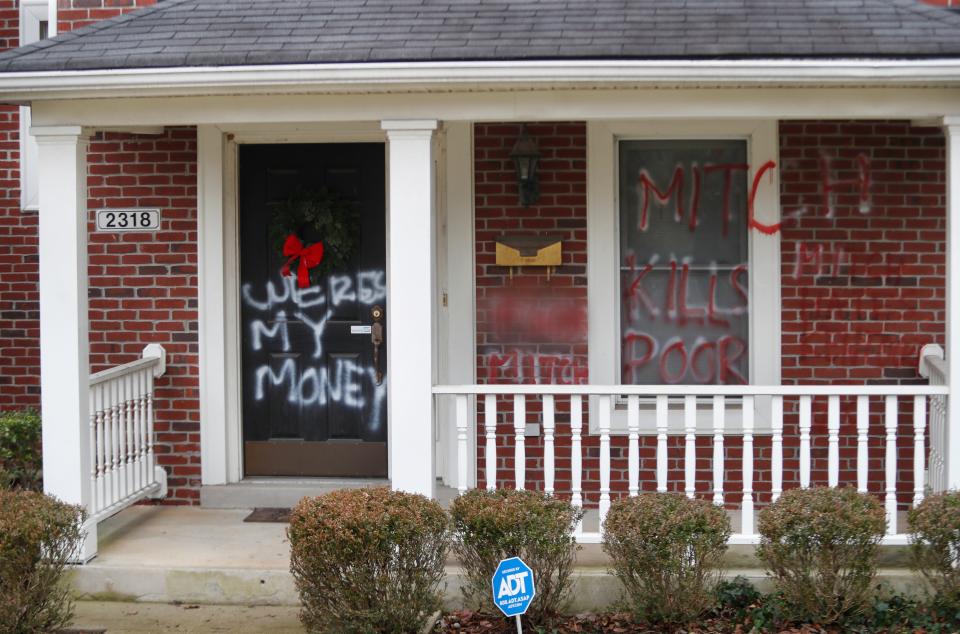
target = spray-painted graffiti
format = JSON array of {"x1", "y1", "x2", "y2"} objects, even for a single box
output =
[
  {"x1": 254, "y1": 358, "x2": 386, "y2": 425},
  {"x1": 621, "y1": 145, "x2": 879, "y2": 385},
  {"x1": 242, "y1": 271, "x2": 387, "y2": 429},
  {"x1": 483, "y1": 348, "x2": 588, "y2": 385},
  {"x1": 620, "y1": 141, "x2": 753, "y2": 384},
  {"x1": 487, "y1": 294, "x2": 587, "y2": 343}
]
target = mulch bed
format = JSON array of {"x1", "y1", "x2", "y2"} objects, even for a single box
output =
[{"x1": 437, "y1": 611, "x2": 839, "y2": 633}]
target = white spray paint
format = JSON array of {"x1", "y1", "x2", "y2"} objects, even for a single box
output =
[{"x1": 242, "y1": 270, "x2": 388, "y2": 429}]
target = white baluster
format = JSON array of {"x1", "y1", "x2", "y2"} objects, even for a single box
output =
[
  {"x1": 684, "y1": 395, "x2": 696, "y2": 498},
  {"x1": 772, "y1": 395, "x2": 783, "y2": 502},
  {"x1": 933, "y1": 396, "x2": 944, "y2": 492},
  {"x1": 484, "y1": 394, "x2": 497, "y2": 491},
  {"x1": 124, "y1": 373, "x2": 134, "y2": 497},
  {"x1": 885, "y1": 395, "x2": 898, "y2": 535},
  {"x1": 742, "y1": 395, "x2": 755, "y2": 537},
  {"x1": 138, "y1": 372, "x2": 146, "y2": 490},
  {"x1": 656, "y1": 395, "x2": 668, "y2": 493},
  {"x1": 131, "y1": 370, "x2": 141, "y2": 492},
  {"x1": 913, "y1": 396, "x2": 926, "y2": 507},
  {"x1": 857, "y1": 395, "x2": 869, "y2": 493},
  {"x1": 96, "y1": 384, "x2": 106, "y2": 513},
  {"x1": 543, "y1": 395, "x2": 555, "y2": 495},
  {"x1": 146, "y1": 373, "x2": 156, "y2": 480},
  {"x1": 828, "y1": 395, "x2": 840, "y2": 488},
  {"x1": 570, "y1": 395, "x2": 583, "y2": 536},
  {"x1": 455, "y1": 394, "x2": 469, "y2": 495},
  {"x1": 799, "y1": 395, "x2": 812, "y2": 489},
  {"x1": 627, "y1": 395, "x2": 640, "y2": 496},
  {"x1": 116, "y1": 375, "x2": 130, "y2": 500},
  {"x1": 712, "y1": 395, "x2": 724, "y2": 506},
  {"x1": 88, "y1": 384, "x2": 98, "y2": 514},
  {"x1": 514, "y1": 394, "x2": 525, "y2": 490},
  {"x1": 935, "y1": 395, "x2": 946, "y2": 492},
  {"x1": 599, "y1": 395, "x2": 612, "y2": 526},
  {"x1": 110, "y1": 379, "x2": 120, "y2": 505}
]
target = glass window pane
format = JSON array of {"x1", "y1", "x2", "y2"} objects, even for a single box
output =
[{"x1": 619, "y1": 139, "x2": 749, "y2": 385}]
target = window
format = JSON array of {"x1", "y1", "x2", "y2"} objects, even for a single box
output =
[
  {"x1": 587, "y1": 121, "x2": 780, "y2": 433},
  {"x1": 619, "y1": 139, "x2": 749, "y2": 385},
  {"x1": 19, "y1": 0, "x2": 54, "y2": 212}
]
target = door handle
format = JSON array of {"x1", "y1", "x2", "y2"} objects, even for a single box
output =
[{"x1": 370, "y1": 305, "x2": 384, "y2": 385}]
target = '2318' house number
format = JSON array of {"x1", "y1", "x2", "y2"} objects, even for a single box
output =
[{"x1": 95, "y1": 208, "x2": 161, "y2": 232}]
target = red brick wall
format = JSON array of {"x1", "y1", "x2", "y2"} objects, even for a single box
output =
[
  {"x1": 0, "y1": 2, "x2": 200, "y2": 503},
  {"x1": 88, "y1": 129, "x2": 199, "y2": 504},
  {"x1": 58, "y1": 0, "x2": 155, "y2": 32},
  {"x1": 780, "y1": 121, "x2": 946, "y2": 384},
  {"x1": 779, "y1": 121, "x2": 945, "y2": 508},
  {"x1": 472, "y1": 120, "x2": 945, "y2": 508},
  {"x1": 472, "y1": 122, "x2": 592, "y2": 496},
  {"x1": 474, "y1": 122, "x2": 588, "y2": 386},
  {"x1": 0, "y1": 1, "x2": 32, "y2": 409}
]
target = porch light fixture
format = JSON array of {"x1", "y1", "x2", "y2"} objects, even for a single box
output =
[{"x1": 510, "y1": 125, "x2": 541, "y2": 207}]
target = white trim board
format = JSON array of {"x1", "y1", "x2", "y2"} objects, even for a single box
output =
[
  {"x1": 18, "y1": 0, "x2": 50, "y2": 211},
  {"x1": 587, "y1": 120, "x2": 781, "y2": 435},
  {"x1": 5, "y1": 59, "x2": 960, "y2": 101},
  {"x1": 29, "y1": 88, "x2": 960, "y2": 129},
  {"x1": 199, "y1": 122, "x2": 451, "y2": 486}
]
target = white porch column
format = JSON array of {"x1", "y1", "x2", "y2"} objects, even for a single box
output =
[
  {"x1": 33, "y1": 125, "x2": 96, "y2": 560},
  {"x1": 945, "y1": 116, "x2": 960, "y2": 490},
  {"x1": 382, "y1": 119, "x2": 438, "y2": 498}
]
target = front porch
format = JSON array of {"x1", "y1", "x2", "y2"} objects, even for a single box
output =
[{"x1": 11, "y1": 80, "x2": 957, "y2": 565}]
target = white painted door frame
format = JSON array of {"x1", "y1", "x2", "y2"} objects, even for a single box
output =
[
  {"x1": 198, "y1": 122, "x2": 475, "y2": 489},
  {"x1": 435, "y1": 122, "x2": 477, "y2": 487}
]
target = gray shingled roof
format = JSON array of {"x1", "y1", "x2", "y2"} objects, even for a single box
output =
[{"x1": 1, "y1": 0, "x2": 959, "y2": 72}]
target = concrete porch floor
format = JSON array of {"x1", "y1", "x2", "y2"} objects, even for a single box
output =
[{"x1": 69, "y1": 497, "x2": 920, "y2": 611}]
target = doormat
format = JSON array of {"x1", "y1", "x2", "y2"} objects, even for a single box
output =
[{"x1": 243, "y1": 507, "x2": 291, "y2": 523}]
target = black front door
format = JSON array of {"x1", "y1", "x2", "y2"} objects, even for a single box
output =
[{"x1": 239, "y1": 143, "x2": 387, "y2": 477}]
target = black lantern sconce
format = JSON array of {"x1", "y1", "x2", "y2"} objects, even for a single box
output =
[{"x1": 510, "y1": 125, "x2": 541, "y2": 207}]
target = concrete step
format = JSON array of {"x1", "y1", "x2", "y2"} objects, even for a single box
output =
[
  {"x1": 70, "y1": 505, "x2": 922, "y2": 611},
  {"x1": 200, "y1": 478, "x2": 459, "y2": 509},
  {"x1": 199, "y1": 478, "x2": 390, "y2": 509}
]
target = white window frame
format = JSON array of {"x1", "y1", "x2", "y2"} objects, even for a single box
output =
[
  {"x1": 586, "y1": 120, "x2": 781, "y2": 434},
  {"x1": 19, "y1": 0, "x2": 53, "y2": 212}
]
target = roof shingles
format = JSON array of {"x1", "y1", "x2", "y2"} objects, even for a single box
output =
[{"x1": 0, "y1": 0, "x2": 959, "y2": 72}]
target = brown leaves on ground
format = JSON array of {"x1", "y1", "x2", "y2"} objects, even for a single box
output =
[{"x1": 436, "y1": 611, "x2": 845, "y2": 634}]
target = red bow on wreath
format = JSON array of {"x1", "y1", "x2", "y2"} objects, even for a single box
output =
[{"x1": 281, "y1": 234, "x2": 324, "y2": 289}]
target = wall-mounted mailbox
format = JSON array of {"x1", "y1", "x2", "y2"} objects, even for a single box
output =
[{"x1": 495, "y1": 235, "x2": 562, "y2": 279}]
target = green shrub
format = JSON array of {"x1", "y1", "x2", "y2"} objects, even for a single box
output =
[
  {"x1": 449, "y1": 488, "x2": 582, "y2": 624},
  {"x1": 602, "y1": 492, "x2": 731, "y2": 625},
  {"x1": 909, "y1": 491, "x2": 960, "y2": 607},
  {"x1": 757, "y1": 487, "x2": 886, "y2": 625},
  {"x1": 287, "y1": 487, "x2": 447, "y2": 634},
  {"x1": 0, "y1": 490, "x2": 85, "y2": 634},
  {"x1": 713, "y1": 575, "x2": 762, "y2": 621},
  {"x1": 0, "y1": 410, "x2": 42, "y2": 491}
]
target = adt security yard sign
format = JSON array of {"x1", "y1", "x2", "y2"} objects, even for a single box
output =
[{"x1": 492, "y1": 556, "x2": 535, "y2": 631}]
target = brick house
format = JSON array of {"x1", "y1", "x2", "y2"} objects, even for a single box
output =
[{"x1": 0, "y1": 0, "x2": 958, "y2": 562}]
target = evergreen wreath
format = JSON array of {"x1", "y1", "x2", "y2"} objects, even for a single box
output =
[{"x1": 270, "y1": 187, "x2": 360, "y2": 287}]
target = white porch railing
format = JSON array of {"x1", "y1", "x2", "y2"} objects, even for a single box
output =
[
  {"x1": 919, "y1": 344, "x2": 949, "y2": 494},
  {"x1": 435, "y1": 355, "x2": 949, "y2": 546},
  {"x1": 87, "y1": 344, "x2": 168, "y2": 525}
]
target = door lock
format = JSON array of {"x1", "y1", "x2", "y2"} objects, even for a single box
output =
[{"x1": 371, "y1": 305, "x2": 384, "y2": 385}]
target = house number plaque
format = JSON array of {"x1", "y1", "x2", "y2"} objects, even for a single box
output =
[{"x1": 95, "y1": 208, "x2": 161, "y2": 232}]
